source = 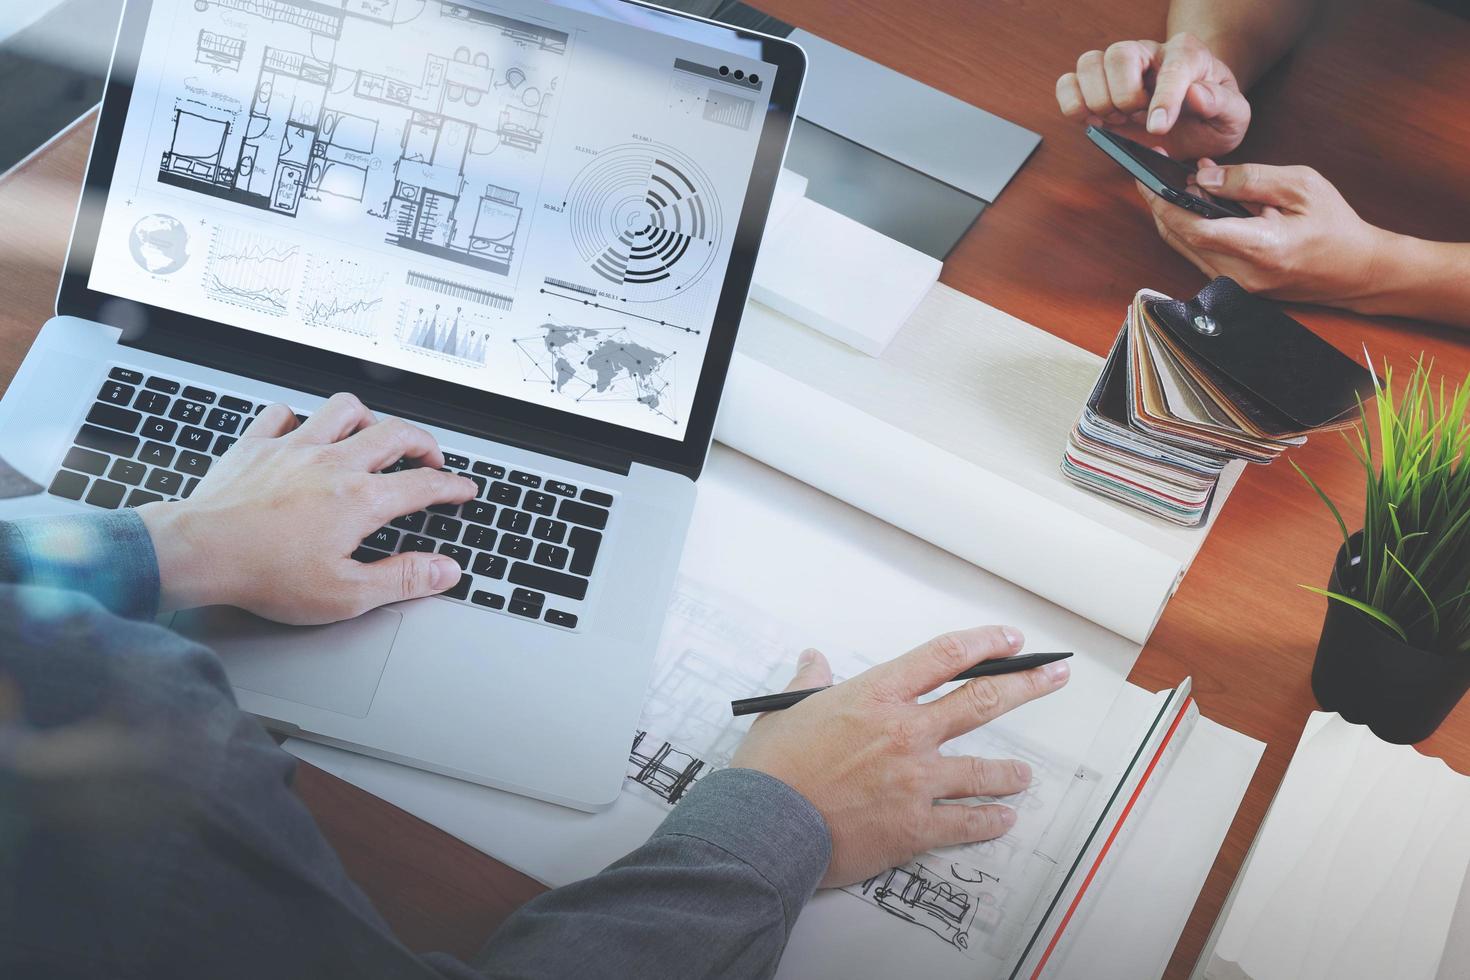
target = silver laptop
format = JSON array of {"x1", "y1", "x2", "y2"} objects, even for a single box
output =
[{"x1": 0, "y1": 0, "x2": 803, "y2": 811}]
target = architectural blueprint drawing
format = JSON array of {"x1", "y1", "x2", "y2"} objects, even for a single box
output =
[
  {"x1": 91, "y1": 0, "x2": 778, "y2": 437},
  {"x1": 621, "y1": 576, "x2": 1100, "y2": 968}
]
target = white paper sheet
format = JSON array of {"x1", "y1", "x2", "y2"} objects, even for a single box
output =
[
  {"x1": 750, "y1": 195, "x2": 941, "y2": 357},
  {"x1": 288, "y1": 444, "x2": 1142, "y2": 978},
  {"x1": 1200, "y1": 713, "x2": 1470, "y2": 980},
  {"x1": 717, "y1": 351, "x2": 1189, "y2": 645}
]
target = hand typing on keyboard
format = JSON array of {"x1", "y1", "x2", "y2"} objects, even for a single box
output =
[{"x1": 135, "y1": 392, "x2": 478, "y2": 625}]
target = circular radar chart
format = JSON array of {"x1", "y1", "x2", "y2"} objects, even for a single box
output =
[{"x1": 565, "y1": 142, "x2": 722, "y2": 303}]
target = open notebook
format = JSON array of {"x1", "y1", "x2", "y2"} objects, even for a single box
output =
[{"x1": 288, "y1": 281, "x2": 1263, "y2": 979}]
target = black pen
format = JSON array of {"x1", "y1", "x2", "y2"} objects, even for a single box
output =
[{"x1": 730, "y1": 651, "x2": 1074, "y2": 717}]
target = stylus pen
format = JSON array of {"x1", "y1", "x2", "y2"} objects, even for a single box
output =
[{"x1": 729, "y1": 651, "x2": 1074, "y2": 717}]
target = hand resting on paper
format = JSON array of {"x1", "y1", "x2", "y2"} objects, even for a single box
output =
[{"x1": 731, "y1": 625, "x2": 1071, "y2": 888}]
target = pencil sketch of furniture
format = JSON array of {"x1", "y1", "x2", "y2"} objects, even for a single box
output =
[
  {"x1": 860, "y1": 862, "x2": 979, "y2": 949},
  {"x1": 627, "y1": 730, "x2": 707, "y2": 804}
]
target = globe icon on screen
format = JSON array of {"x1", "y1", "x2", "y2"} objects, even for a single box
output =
[{"x1": 129, "y1": 214, "x2": 190, "y2": 275}]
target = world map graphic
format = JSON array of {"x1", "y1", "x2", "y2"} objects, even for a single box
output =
[{"x1": 515, "y1": 322, "x2": 676, "y2": 423}]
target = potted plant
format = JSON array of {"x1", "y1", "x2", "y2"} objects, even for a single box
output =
[{"x1": 1294, "y1": 357, "x2": 1470, "y2": 744}]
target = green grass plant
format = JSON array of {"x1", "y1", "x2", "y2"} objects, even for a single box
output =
[{"x1": 1294, "y1": 358, "x2": 1470, "y2": 655}]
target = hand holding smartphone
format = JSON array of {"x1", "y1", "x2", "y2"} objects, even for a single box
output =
[{"x1": 1086, "y1": 126, "x2": 1252, "y2": 219}]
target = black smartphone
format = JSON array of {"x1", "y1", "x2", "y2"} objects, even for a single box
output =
[{"x1": 1085, "y1": 125, "x2": 1252, "y2": 219}]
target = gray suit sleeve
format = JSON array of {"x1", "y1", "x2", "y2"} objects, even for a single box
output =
[{"x1": 477, "y1": 767, "x2": 831, "y2": 979}]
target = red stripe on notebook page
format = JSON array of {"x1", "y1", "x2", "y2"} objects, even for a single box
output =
[{"x1": 1027, "y1": 695, "x2": 1194, "y2": 980}]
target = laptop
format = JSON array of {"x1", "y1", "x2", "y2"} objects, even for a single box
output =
[{"x1": 0, "y1": 0, "x2": 803, "y2": 811}]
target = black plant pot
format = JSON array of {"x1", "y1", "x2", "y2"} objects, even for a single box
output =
[{"x1": 1311, "y1": 532, "x2": 1470, "y2": 744}]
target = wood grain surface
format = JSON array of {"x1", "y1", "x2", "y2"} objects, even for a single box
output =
[{"x1": 2, "y1": 0, "x2": 1468, "y2": 974}]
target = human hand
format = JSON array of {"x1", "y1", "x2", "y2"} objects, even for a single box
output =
[
  {"x1": 730, "y1": 627, "x2": 1070, "y2": 889},
  {"x1": 1056, "y1": 33, "x2": 1250, "y2": 160},
  {"x1": 1140, "y1": 161, "x2": 1391, "y2": 306},
  {"x1": 137, "y1": 393, "x2": 478, "y2": 625}
]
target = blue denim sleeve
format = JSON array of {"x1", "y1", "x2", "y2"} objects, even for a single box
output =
[
  {"x1": 0, "y1": 511, "x2": 161, "y2": 619},
  {"x1": 476, "y1": 767, "x2": 832, "y2": 979}
]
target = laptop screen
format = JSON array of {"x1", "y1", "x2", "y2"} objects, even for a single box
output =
[{"x1": 86, "y1": 0, "x2": 781, "y2": 441}]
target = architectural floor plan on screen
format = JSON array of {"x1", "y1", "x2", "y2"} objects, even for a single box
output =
[{"x1": 90, "y1": 0, "x2": 776, "y2": 437}]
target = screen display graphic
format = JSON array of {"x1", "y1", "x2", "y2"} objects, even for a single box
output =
[{"x1": 89, "y1": 0, "x2": 779, "y2": 438}]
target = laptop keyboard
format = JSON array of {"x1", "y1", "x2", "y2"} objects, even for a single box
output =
[{"x1": 47, "y1": 365, "x2": 614, "y2": 632}]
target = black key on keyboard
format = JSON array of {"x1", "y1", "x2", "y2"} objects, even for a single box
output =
[
  {"x1": 471, "y1": 591, "x2": 505, "y2": 610},
  {"x1": 48, "y1": 470, "x2": 88, "y2": 500},
  {"x1": 444, "y1": 573, "x2": 473, "y2": 601},
  {"x1": 212, "y1": 436, "x2": 237, "y2": 457},
  {"x1": 109, "y1": 367, "x2": 144, "y2": 385},
  {"x1": 442, "y1": 452, "x2": 469, "y2": 470},
  {"x1": 182, "y1": 477, "x2": 200, "y2": 498},
  {"x1": 544, "y1": 609, "x2": 578, "y2": 629},
  {"x1": 98, "y1": 380, "x2": 134, "y2": 405},
  {"x1": 182, "y1": 385, "x2": 216, "y2": 404},
  {"x1": 124, "y1": 489, "x2": 163, "y2": 508},
  {"x1": 508, "y1": 470, "x2": 541, "y2": 488},
  {"x1": 87, "y1": 402, "x2": 142, "y2": 434},
  {"x1": 175, "y1": 451, "x2": 211, "y2": 477},
  {"x1": 400, "y1": 533, "x2": 435, "y2": 553},
  {"x1": 509, "y1": 588, "x2": 544, "y2": 619},
  {"x1": 545, "y1": 481, "x2": 577, "y2": 497},
  {"x1": 145, "y1": 468, "x2": 183, "y2": 495},
  {"x1": 108, "y1": 459, "x2": 146, "y2": 486},
  {"x1": 568, "y1": 527, "x2": 602, "y2": 577},
  {"x1": 205, "y1": 408, "x2": 243, "y2": 433},
  {"x1": 133, "y1": 390, "x2": 171, "y2": 415},
  {"x1": 469, "y1": 474, "x2": 488, "y2": 498},
  {"x1": 462, "y1": 524, "x2": 496, "y2": 551},
  {"x1": 472, "y1": 460, "x2": 504, "y2": 478},
  {"x1": 139, "y1": 441, "x2": 176, "y2": 467},
  {"x1": 498, "y1": 534, "x2": 533, "y2": 560},
  {"x1": 220, "y1": 395, "x2": 253, "y2": 413},
  {"x1": 473, "y1": 553, "x2": 507, "y2": 579},
  {"x1": 177, "y1": 426, "x2": 213, "y2": 452},
  {"x1": 145, "y1": 376, "x2": 180, "y2": 394},
  {"x1": 85, "y1": 479, "x2": 126, "y2": 509},
  {"x1": 488, "y1": 482, "x2": 521, "y2": 506},
  {"x1": 426, "y1": 515, "x2": 463, "y2": 540},
  {"x1": 427, "y1": 502, "x2": 459, "y2": 516},
  {"x1": 352, "y1": 546, "x2": 391, "y2": 563},
  {"x1": 169, "y1": 400, "x2": 208, "y2": 425},
  {"x1": 63, "y1": 446, "x2": 108, "y2": 476},
  {"x1": 365, "y1": 527, "x2": 399, "y2": 551},
  {"x1": 508, "y1": 562, "x2": 588, "y2": 601},
  {"x1": 523, "y1": 491, "x2": 556, "y2": 515},
  {"x1": 141, "y1": 416, "x2": 178, "y2": 441},
  {"x1": 534, "y1": 543, "x2": 570, "y2": 569},
  {"x1": 390, "y1": 511, "x2": 427, "y2": 532},
  {"x1": 496, "y1": 509, "x2": 531, "y2": 534},
  {"x1": 581, "y1": 489, "x2": 614, "y2": 507},
  {"x1": 75, "y1": 424, "x2": 139, "y2": 458},
  {"x1": 558, "y1": 498, "x2": 609, "y2": 530},
  {"x1": 532, "y1": 518, "x2": 567, "y2": 543},
  {"x1": 438, "y1": 543, "x2": 472, "y2": 569},
  {"x1": 461, "y1": 501, "x2": 496, "y2": 525}
]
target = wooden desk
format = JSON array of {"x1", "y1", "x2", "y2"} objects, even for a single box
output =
[{"x1": 2, "y1": 0, "x2": 1468, "y2": 973}]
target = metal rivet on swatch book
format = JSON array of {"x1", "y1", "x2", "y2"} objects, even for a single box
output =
[{"x1": 1192, "y1": 314, "x2": 1219, "y2": 336}]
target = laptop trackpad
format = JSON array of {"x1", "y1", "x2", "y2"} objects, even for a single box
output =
[{"x1": 171, "y1": 606, "x2": 401, "y2": 718}]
